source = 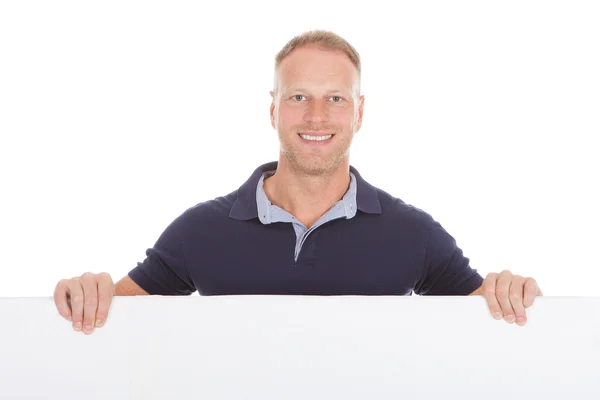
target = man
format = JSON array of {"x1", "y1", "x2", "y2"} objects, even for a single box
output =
[{"x1": 54, "y1": 30, "x2": 543, "y2": 335}]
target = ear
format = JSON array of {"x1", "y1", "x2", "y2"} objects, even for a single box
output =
[
  {"x1": 355, "y1": 95, "x2": 365, "y2": 132},
  {"x1": 269, "y1": 91, "x2": 276, "y2": 129}
]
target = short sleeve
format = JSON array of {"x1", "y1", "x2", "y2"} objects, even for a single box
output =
[
  {"x1": 127, "y1": 211, "x2": 196, "y2": 296},
  {"x1": 414, "y1": 217, "x2": 483, "y2": 296}
]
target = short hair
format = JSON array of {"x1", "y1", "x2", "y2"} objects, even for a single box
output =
[{"x1": 273, "y1": 30, "x2": 361, "y2": 96}]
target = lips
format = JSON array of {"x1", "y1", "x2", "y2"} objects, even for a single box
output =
[
  {"x1": 299, "y1": 132, "x2": 334, "y2": 136},
  {"x1": 298, "y1": 133, "x2": 335, "y2": 142}
]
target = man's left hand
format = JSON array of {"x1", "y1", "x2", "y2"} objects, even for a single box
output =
[{"x1": 471, "y1": 270, "x2": 543, "y2": 326}]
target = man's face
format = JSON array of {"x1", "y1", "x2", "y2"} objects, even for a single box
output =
[{"x1": 270, "y1": 45, "x2": 364, "y2": 176}]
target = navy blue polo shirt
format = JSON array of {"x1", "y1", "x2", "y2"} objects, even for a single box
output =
[{"x1": 128, "y1": 161, "x2": 484, "y2": 296}]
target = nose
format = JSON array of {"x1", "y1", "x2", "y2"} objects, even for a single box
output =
[{"x1": 303, "y1": 99, "x2": 329, "y2": 124}]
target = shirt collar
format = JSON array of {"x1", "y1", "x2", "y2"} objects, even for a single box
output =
[
  {"x1": 229, "y1": 161, "x2": 382, "y2": 221},
  {"x1": 256, "y1": 170, "x2": 358, "y2": 224}
]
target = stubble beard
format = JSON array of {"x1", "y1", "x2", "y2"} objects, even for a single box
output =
[{"x1": 279, "y1": 124, "x2": 355, "y2": 177}]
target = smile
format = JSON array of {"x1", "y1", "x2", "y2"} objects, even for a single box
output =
[{"x1": 298, "y1": 134, "x2": 334, "y2": 141}]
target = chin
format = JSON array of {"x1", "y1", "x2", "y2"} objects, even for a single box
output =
[{"x1": 290, "y1": 155, "x2": 347, "y2": 176}]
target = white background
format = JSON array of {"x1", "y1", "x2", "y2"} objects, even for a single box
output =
[{"x1": 1, "y1": 1, "x2": 598, "y2": 297}]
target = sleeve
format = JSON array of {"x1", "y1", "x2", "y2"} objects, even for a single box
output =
[
  {"x1": 413, "y1": 217, "x2": 484, "y2": 296},
  {"x1": 127, "y1": 211, "x2": 196, "y2": 296}
]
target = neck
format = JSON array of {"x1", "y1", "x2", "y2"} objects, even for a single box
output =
[{"x1": 263, "y1": 157, "x2": 351, "y2": 228}]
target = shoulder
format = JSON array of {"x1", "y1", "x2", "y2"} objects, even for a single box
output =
[
  {"x1": 367, "y1": 186, "x2": 437, "y2": 240},
  {"x1": 376, "y1": 187, "x2": 434, "y2": 225},
  {"x1": 188, "y1": 190, "x2": 238, "y2": 215},
  {"x1": 168, "y1": 190, "x2": 240, "y2": 232},
  {"x1": 352, "y1": 166, "x2": 435, "y2": 232}
]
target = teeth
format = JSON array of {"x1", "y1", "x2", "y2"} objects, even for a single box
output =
[{"x1": 300, "y1": 134, "x2": 333, "y2": 141}]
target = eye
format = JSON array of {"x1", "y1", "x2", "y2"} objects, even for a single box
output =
[
  {"x1": 331, "y1": 96, "x2": 342, "y2": 102},
  {"x1": 292, "y1": 94, "x2": 306, "y2": 101}
]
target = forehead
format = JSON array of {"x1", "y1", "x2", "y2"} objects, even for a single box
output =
[{"x1": 278, "y1": 46, "x2": 358, "y2": 91}]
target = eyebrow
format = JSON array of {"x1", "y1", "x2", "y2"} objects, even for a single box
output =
[{"x1": 284, "y1": 88, "x2": 351, "y2": 95}]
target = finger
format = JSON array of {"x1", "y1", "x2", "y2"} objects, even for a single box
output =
[
  {"x1": 482, "y1": 273, "x2": 503, "y2": 320},
  {"x1": 496, "y1": 271, "x2": 516, "y2": 323},
  {"x1": 95, "y1": 273, "x2": 114, "y2": 328},
  {"x1": 523, "y1": 278, "x2": 540, "y2": 308},
  {"x1": 68, "y1": 278, "x2": 84, "y2": 331},
  {"x1": 509, "y1": 276, "x2": 527, "y2": 326},
  {"x1": 54, "y1": 279, "x2": 72, "y2": 321},
  {"x1": 80, "y1": 272, "x2": 99, "y2": 335}
]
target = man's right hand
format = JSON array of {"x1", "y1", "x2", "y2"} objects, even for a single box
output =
[{"x1": 54, "y1": 272, "x2": 115, "y2": 335}]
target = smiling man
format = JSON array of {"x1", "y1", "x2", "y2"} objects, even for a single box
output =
[{"x1": 54, "y1": 30, "x2": 542, "y2": 335}]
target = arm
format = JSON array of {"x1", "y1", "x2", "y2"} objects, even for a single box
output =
[
  {"x1": 126, "y1": 209, "x2": 196, "y2": 296},
  {"x1": 414, "y1": 217, "x2": 483, "y2": 296},
  {"x1": 468, "y1": 285, "x2": 484, "y2": 296},
  {"x1": 115, "y1": 275, "x2": 149, "y2": 296}
]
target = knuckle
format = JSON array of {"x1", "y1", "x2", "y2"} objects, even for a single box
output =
[
  {"x1": 98, "y1": 272, "x2": 111, "y2": 280},
  {"x1": 496, "y1": 290, "x2": 509, "y2": 298},
  {"x1": 81, "y1": 272, "x2": 95, "y2": 280},
  {"x1": 511, "y1": 277, "x2": 522, "y2": 286},
  {"x1": 71, "y1": 295, "x2": 82, "y2": 304},
  {"x1": 54, "y1": 282, "x2": 66, "y2": 298},
  {"x1": 529, "y1": 279, "x2": 539, "y2": 287},
  {"x1": 526, "y1": 285, "x2": 538, "y2": 296},
  {"x1": 510, "y1": 291, "x2": 522, "y2": 300},
  {"x1": 527, "y1": 278, "x2": 538, "y2": 287}
]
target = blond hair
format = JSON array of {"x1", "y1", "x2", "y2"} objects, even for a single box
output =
[{"x1": 273, "y1": 30, "x2": 361, "y2": 98}]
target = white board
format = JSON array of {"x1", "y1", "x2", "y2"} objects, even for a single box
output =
[{"x1": 0, "y1": 296, "x2": 598, "y2": 399}]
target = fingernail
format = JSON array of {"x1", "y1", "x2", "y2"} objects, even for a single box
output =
[
  {"x1": 67, "y1": 316, "x2": 72, "y2": 322},
  {"x1": 494, "y1": 312, "x2": 503, "y2": 320},
  {"x1": 73, "y1": 322, "x2": 82, "y2": 331},
  {"x1": 83, "y1": 324, "x2": 93, "y2": 333},
  {"x1": 517, "y1": 317, "x2": 526, "y2": 325},
  {"x1": 96, "y1": 320, "x2": 104, "y2": 327},
  {"x1": 506, "y1": 315, "x2": 515, "y2": 323}
]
